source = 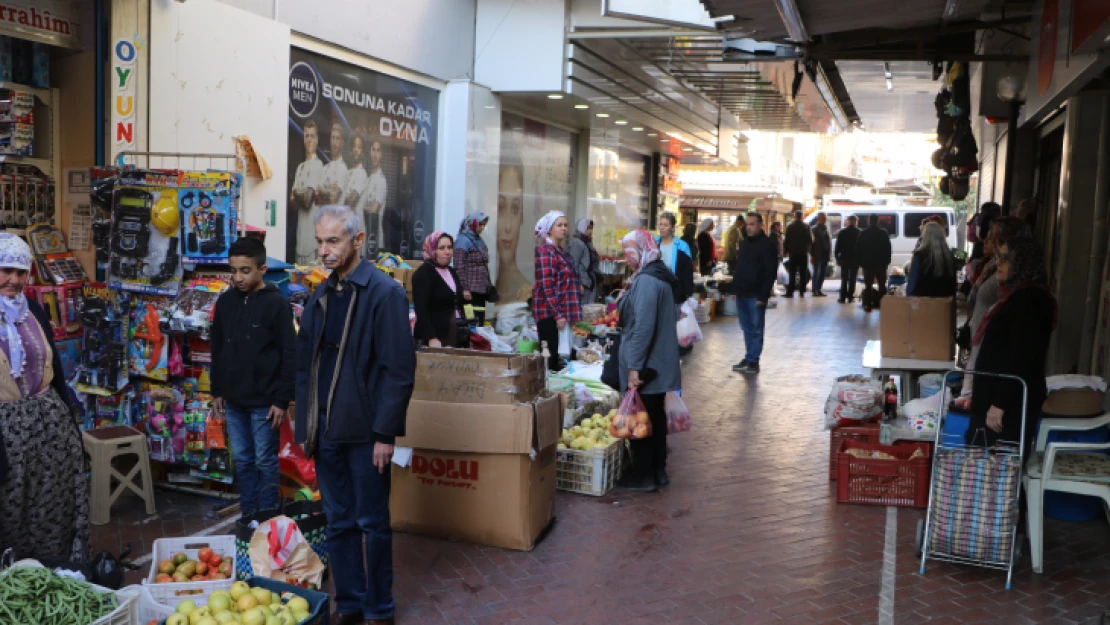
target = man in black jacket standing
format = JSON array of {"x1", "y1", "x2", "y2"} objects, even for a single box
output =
[
  {"x1": 211, "y1": 237, "x2": 297, "y2": 516},
  {"x1": 730, "y1": 214, "x2": 778, "y2": 375},
  {"x1": 810, "y1": 213, "x2": 832, "y2": 297},
  {"x1": 783, "y1": 210, "x2": 812, "y2": 297},
  {"x1": 856, "y1": 214, "x2": 893, "y2": 312},
  {"x1": 296, "y1": 204, "x2": 416, "y2": 625},
  {"x1": 834, "y1": 215, "x2": 861, "y2": 303}
]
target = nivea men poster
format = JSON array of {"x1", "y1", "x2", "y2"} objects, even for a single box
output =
[{"x1": 287, "y1": 48, "x2": 438, "y2": 264}]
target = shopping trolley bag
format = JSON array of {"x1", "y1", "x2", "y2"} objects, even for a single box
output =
[{"x1": 927, "y1": 440, "x2": 1022, "y2": 564}]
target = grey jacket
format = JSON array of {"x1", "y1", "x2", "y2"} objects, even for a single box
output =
[
  {"x1": 567, "y1": 236, "x2": 597, "y2": 291},
  {"x1": 617, "y1": 270, "x2": 681, "y2": 395}
]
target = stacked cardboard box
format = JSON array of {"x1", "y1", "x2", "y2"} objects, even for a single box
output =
[
  {"x1": 392, "y1": 348, "x2": 559, "y2": 550},
  {"x1": 880, "y1": 296, "x2": 955, "y2": 361}
]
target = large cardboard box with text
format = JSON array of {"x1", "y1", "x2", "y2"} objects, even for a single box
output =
[
  {"x1": 879, "y1": 296, "x2": 955, "y2": 362},
  {"x1": 391, "y1": 393, "x2": 561, "y2": 550},
  {"x1": 411, "y1": 348, "x2": 545, "y2": 405}
]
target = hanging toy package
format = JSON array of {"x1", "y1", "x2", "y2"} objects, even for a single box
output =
[
  {"x1": 179, "y1": 171, "x2": 240, "y2": 264},
  {"x1": 127, "y1": 295, "x2": 170, "y2": 381},
  {"x1": 139, "y1": 382, "x2": 186, "y2": 463},
  {"x1": 107, "y1": 169, "x2": 184, "y2": 296},
  {"x1": 609, "y1": 388, "x2": 652, "y2": 440},
  {"x1": 74, "y1": 284, "x2": 131, "y2": 395}
]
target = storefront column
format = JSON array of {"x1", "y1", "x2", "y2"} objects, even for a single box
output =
[
  {"x1": 1048, "y1": 91, "x2": 1110, "y2": 375},
  {"x1": 437, "y1": 80, "x2": 501, "y2": 278}
]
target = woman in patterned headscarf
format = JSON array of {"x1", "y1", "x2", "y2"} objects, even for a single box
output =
[
  {"x1": 411, "y1": 231, "x2": 468, "y2": 348},
  {"x1": 454, "y1": 212, "x2": 492, "y2": 325},
  {"x1": 0, "y1": 233, "x2": 87, "y2": 563},
  {"x1": 967, "y1": 237, "x2": 1056, "y2": 451},
  {"x1": 532, "y1": 211, "x2": 580, "y2": 372},
  {"x1": 614, "y1": 230, "x2": 681, "y2": 492}
]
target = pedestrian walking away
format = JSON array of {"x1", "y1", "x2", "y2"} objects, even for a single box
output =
[
  {"x1": 696, "y1": 218, "x2": 717, "y2": 276},
  {"x1": 295, "y1": 204, "x2": 416, "y2": 625},
  {"x1": 211, "y1": 237, "x2": 297, "y2": 516},
  {"x1": 810, "y1": 213, "x2": 832, "y2": 296},
  {"x1": 834, "y1": 215, "x2": 861, "y2": 303},
  {"x1": 856, "y1": 213, "x2": 892, "y2": 312},
  {"x1": 783, "y1": 210, "x2": 812, "y2": 297},
  {"x1": 729, "y1": 214, "x2": 778, "y2": 374}
]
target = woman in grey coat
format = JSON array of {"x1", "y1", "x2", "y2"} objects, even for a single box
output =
[
  {"x1": 616, "y1": 230, "x2": 681, "y2": 492},
  {"x1": 568, "y1": 219, "x2": 600, "y2": 304}
]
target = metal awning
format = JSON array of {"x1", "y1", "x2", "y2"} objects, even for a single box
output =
[{"x1": 816, "y1": 171, "x2": 872, "y2": 187}]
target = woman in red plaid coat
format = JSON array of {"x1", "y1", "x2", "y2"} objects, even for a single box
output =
[{"x1": 532, "y1": 211, "x2": 581, "y2": 372}]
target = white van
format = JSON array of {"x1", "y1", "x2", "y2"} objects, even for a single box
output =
[{"x1": 805, "y1": 198, "x2": 957, "y2": 273}]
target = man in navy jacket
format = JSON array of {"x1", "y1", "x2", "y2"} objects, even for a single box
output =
[
  {"x1": 729, "y1": 213, "x2": 778, "y2": 375},
  {"x1": 295, "y1": 204, "x2": 416, "y2": 625}
]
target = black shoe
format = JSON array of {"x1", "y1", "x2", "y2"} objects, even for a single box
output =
[
  {"x1": 837, "y1": 297, "x2": 846, "y2": 303},
  {"x1": 737, "y1": 361, "x2": 760, "y2": 374},
  {"x1": 799, "y1": 292, "x2": 805, "y2": 298},
  {"x1": 815, "y1": 291, "x2": 827, "y2": 297},
  {"x1": 731, "y1": 359, "x2": 750, "y2": 371},
  {"x1": 617, "y1": 475, "x2": 658, "y2": 492},
  {"x1": 785, "y1": 292, "x2": 794, "y2": 298},
  {"x1": 864, "y1": 306, "x2": 872, "y2": 313},
  {"x1": 333, "y1": 613, "x2": 364, "y2": 625},
  {"x1": 655, "y1": 469, "x2": 670, "y2": 486}
]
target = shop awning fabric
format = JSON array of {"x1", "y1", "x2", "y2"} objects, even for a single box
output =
[{"x1": 0, "y1": 0, "x2": 80, "y2": 49}]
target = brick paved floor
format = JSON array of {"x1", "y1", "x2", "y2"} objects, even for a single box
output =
[{"x1": 95, "y1": 292, "x2": 1110, "y2": 624}]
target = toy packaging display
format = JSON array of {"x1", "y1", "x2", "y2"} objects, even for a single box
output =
[
  {"x1": 81, "y1": 391, "x2": 135, "y2": 430},
  {"x1": 27, "y1": 223, "x2": 86, "y2": 284},
  {"x1": 74, "y1": 284, "x2": 131, "y2": 395},
  {"x1": 139, "y1": 381, "x2": 186, "y2": 463},
  {"x1": 164, "y1": 276, "x2": 229, "y2": 339},
  {"x1": 24, "y1": 284, "x2": 83, "y2": 340},
  {"x1": 90, "y1": 167, "x2": 119, "y2": 276},
  {"x1": 54, "y1": 337, "x2": 82, "y2": 380},
  {"x1": 128, "y1": 295, "x2": 171, "y2": 381},
  {"x1": 179, "y1": 171, "x2": 240, "y2": 264},
  {"x1": 107, "y1": 169, "x2": 184, "y2": 296}
]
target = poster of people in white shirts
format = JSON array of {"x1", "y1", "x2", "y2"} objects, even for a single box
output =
[{"x1": 287, "y1": 48, "x2": 438, "y2": 264}]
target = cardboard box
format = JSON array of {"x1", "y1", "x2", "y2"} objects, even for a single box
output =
[
  {"x1": 391, "y1": 394, "x2": 561, "y2": 550},
  {"x1": 412, "y1": 348, "x2": 544, "y2": 405},
  {"x1": 390, "y1": 260, "x2": 423, "y2": 301},
  {"x1": 1042, "y1": 388, "x2": 1105, "y2": 416},
  {"x1": 879, "y1": 296, "x2": 955, "y2": 362}
]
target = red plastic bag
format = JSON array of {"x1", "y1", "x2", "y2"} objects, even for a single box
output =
[
  {"x1": 665, "y1": 391, "x2": 691, "y2": 433},
  {"x1": 609, "y1": 388, "x2": 652, "y2": 440},
  {"x1": 278, "y1": 420, "x2": 316, "y2": 485}
]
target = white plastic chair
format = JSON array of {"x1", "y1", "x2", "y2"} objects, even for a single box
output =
[{"x1": 1023, "y1": 413, "x2": 1110, "y2": 573}]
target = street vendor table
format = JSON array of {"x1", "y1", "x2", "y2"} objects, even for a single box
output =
[{"x1": 862, "y1": 340, "x2": 956, "y2": 401}]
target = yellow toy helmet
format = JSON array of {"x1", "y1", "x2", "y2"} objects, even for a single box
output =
[{"x1": 151, "y1": 195, "x2": 180, "y2": 237}]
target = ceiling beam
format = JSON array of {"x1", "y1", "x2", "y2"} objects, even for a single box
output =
[
  {"x1": 807, "y1": 50, "x2": 1025, "y2": 61},
  {"x1": 808, "y1": 16, "x2": 1028, "y2": 53}
]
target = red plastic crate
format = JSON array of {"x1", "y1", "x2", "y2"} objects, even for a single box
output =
[
  {"x1": 835, "y1": 439, "x2": 932, "y2": 508},
  {"x1": 828, "y1": 424, "x2": 882, "y2": 480}
]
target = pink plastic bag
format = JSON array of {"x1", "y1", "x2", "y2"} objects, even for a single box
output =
[
  {"x1": 609, "y1": 388, "x2": 652, "y2": 439},
  {"x1": 665, "y1": 391, "x2": 692, "y2": 433}
]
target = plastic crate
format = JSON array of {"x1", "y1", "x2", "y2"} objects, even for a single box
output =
[
  {"x1": 556, "y1": 439, "x2": 625, "y2": 496},
  {"x1": 131, "y1": 585, "x2": 174, "y2": 625},
  {"x1": 88, "y1": 583, "x2": 134, "y2": 625},
  {"x1": 248, "y1": 577, "x2": 330, "y2": 625},
  {"x1": 828, "y1": 424, "x2": 882, "y2": 480},
  {"x1": 143, "y1": 535, "x2": 236, "y2": 607},
  {"x1": 836, "y1": 440, "x2": 932, "y2": 508}
]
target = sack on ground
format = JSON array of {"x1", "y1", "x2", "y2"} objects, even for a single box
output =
[
  {"x1": 248, "y1": 515, "x2": 325, "y2": 587},
  {"x1": 677, "y1": 300, "x2": 703, "y2": 347},
  {"x1": 824, "y1": 375, "x2": 883, "y2": 429},
  {"x1": 610, "y1": 388, "x2": 651, "y2": 440},
  {"x1": 665, "y1": 391, "x2": 691, "y2": 433}
]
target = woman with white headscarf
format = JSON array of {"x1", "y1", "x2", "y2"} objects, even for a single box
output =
[
  {"x1": 532, "y1": 211, "x2": 580, "y2": 372},
  {"x1": 0, "y1": 233, "x2": 88, "y2": 562},
  {"x1": 696, "y1": 218, "x2": 717, "y2": 276},
  {"x1": 615, "y1": 230, "x2": 681, "y2": 492},
  {"x1": 567, "y1": 218, "x2": 600, "y2": 304}
]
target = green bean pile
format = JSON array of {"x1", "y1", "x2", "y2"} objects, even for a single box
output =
[{"x1": 0, "y1": 566, "x2": 118, "y2": 625}]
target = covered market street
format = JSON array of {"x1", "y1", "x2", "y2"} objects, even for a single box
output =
[{"x1": 93, "y1": 294, "x2": 1110, "y2": 625}]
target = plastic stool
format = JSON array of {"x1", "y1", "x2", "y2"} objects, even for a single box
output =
[{"x1": 83, "y1": 425, "x2": 156, "y2": 525}]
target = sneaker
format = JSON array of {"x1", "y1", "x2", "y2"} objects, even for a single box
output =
[
  {"x1": 731, "y1": 359, "x2": 750, "y2": 371},
  {"x1": 616, "y1": 475, "x2": 658, "y2": 492},
  {"x1": 655, "y1": 468, "x2": 670, "y2": 486},
  {"x1": 737, "y1": 361, "x2": 760, "y2": 374}
]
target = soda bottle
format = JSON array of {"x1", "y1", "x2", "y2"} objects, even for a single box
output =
[{"x1": 883, "y1": 379, "x2": 899, "y2": 421}]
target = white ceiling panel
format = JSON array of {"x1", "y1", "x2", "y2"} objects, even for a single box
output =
[{"x1": 837, "y1": 60, "x2": 939, "y2": 132}]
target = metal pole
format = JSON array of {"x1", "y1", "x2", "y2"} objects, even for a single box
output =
[{"x1": 1001, "y1": 99, "x2": 1021, "y2": 214}]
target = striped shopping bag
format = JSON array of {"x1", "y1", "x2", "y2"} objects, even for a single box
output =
[{"x1": 927, "y1": 444, "x2": 1022, "y2": 563}]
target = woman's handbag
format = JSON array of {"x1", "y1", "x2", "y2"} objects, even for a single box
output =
[
  {"x1": 600, "y1": 332, "x2": 656, "y2": 391},
  {"x1": 484, "y1": 263, "x2": 500, "y2": 303}
]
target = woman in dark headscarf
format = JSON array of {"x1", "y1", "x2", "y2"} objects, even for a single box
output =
[
  {"x1": 967, "y1": 238, "x2": 1056, "y2": 452},
  {"x1": 567, "y1": 218, "x2": 601, "y2": 304},
  {"x1": 454, "y1": 211, "x2": 492, "y2": 325},
  {"x1": 681, "y1": 222, "x2": 699, "y2": 270},
  {"x1": 695, "y1": 218, "x2": 717, "y2": 276}
]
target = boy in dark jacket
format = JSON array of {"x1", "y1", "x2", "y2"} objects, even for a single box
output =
[
  {"x1": 730, "y1": 214, "x2": 778, "y2": 374},
  {"x1": 211, "y1": 237, "x2": 297, "y2": 515},
  {"x1": 835, "y1": 216, "x2": 861, "y2": 303},
  {"x1": 856, "y1": 214, "x2": 893, "y2": 312}
]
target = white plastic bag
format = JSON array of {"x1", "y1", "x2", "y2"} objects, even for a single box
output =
[
  {"x1": 557, "y1": 324, "x2": 573, "y2": 357},
  {"x1": 495, "y1": 302, "x2": 530, "y2": 335},
  {"x1": 823, "y1": 376, "x2": 883, "y2": 429},
  {"x1": 474, "y1": 326, "x2": 514, "y2": 353},
  {"x1": 676, "y1": 300, "x2": 703, "y2": 347},
  {"x1": 574, "y1": 383, "x2": 596, "y2": 409},
  {"x1": 665, "y1": 391, "x2": 691, "y2": 433}
]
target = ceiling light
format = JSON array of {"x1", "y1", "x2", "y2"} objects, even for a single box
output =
[
  {"x1": 647, "y1": 133, "x2": 658, "y2": 137},
  {"x1": 710, "y1": 14, "x2": 735, "y2": 23},
  {"x1": 632, "y1": 127, "x2": 644, "y2": 131},
  {"x1": 484, "y1": 105, "x2": 495, "y2": 109},
  {"x1": 548, "y1": 94, "x2": 563, "y2": 99},
  {"x1": 574, "y1": 104, "x2": 589, "y2": 109},
  {"x1": 660, "y1": 138, "x2": 670, "y2": 142},
  {"x1": 615, "y1": 120, "x2": 628, "y2": 125},
  {"x1": 596, "y1": 113, "x2": 609, "y2": 118},
  {"x1": 682, "y1": 148, "x2": 694, "y2": 152}
]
